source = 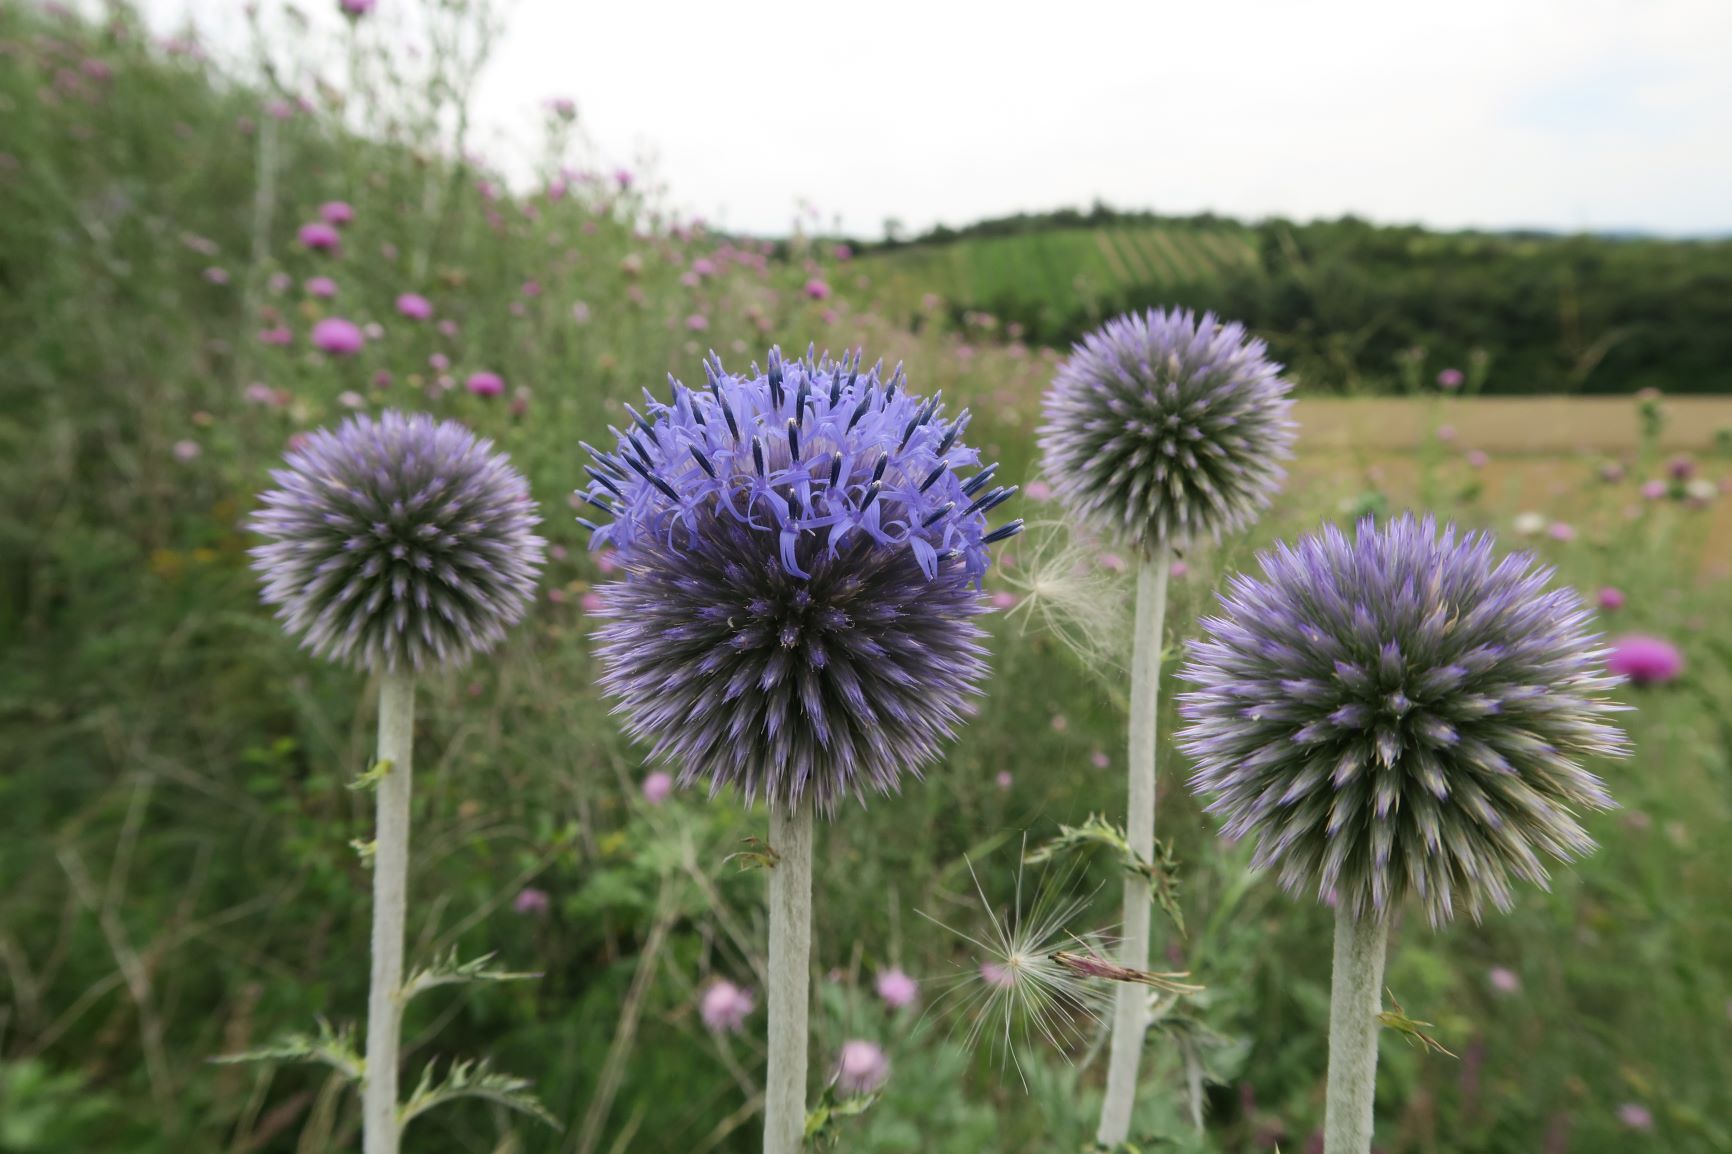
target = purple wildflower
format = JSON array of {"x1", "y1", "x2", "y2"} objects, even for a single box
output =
[
  {"x1": 641, "y1": 771, "x2": 673, "y2": 805},
  {"x1": 1178, "y1": 515, "x2": 1627, "y2": 925},
  {"x1": 1038, "y1": 308, "x2": 1295, "y2": 552},
  {"x1": 396, "y1": 292, "x2": 433, "y2": 320},
  {"x1": 513, "y1": 887, "x2": 550, "y2": 915},
  {"x1": 311, "y1": 317, "x2": 364, "y2": 356},
  {"x1": 833, "y1": 1040, "x2": 890, "y2": 1096},
  {"x1": 875, "y1": 968, "x2": 918, "y2": 1009},
  {"x1": 467, "y1": 371, "x2": 505, "y2": 398},
  {"x1": 298, "y1": 222, "x2": 341, "y2": 252},
  {"x1": 699, "y1": 980, "x2": 754, "y2": 1033},
  {"x1": 249, "y1": 411, "x2": 546, "y2": 672},
  {"x1": 1607, "y1": 635, "x2": 1683, "y2": 686},
  {"x1": 320, "y1": 201, "x2": 355, "y2": 226},
  {"x1": 582, "y1": 348, "x2": 1021, "y2": 815}
]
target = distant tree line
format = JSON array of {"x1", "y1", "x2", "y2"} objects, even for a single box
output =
[{"x1": 865, "y1": 207, "x2": 1732, "y2": 395}]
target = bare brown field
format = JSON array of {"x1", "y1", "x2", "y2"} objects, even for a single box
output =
[{"x1": 1286, "y1": 397, "x2": 1732, "y2": 580}]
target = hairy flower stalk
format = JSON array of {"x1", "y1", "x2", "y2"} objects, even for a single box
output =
[
  {"x1": 1179, "y1": 516, "x2": 1627, "y2": 1154},
  {"x1": 1039, "y1": 308, "x2": 1294, "y2": 1143},
  {"x1": 250, "y1": 411, "x2": 544, "y2": 1154},
  {"x1": 581, "y1": 348, "x2": 1020, "y2": 1154}
]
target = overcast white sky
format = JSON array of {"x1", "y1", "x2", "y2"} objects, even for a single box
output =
[{"x1": 134, "y1": 0, "x2": 1732, "y2": 238}]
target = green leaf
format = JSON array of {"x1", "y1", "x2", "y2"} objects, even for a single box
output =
[
  {"x1": 348, "y1": 757, "x2": 393, "y2": 792},
  {"x1": 399, "y1": 948, "x2": 541, "y2": 1004},
  {"x1": 211, "y1": 1018, "x2": 362, "y2": 1082},
  {"x1": 803, "y1": 1084, "x2": 879, "y2": 1149},
  {"x1": 399, "y1": 1057, "x2": 560, "y2": 1130},
  {"x1": 1024, "y1": 814, "x2": 1187, "y2": 936}
]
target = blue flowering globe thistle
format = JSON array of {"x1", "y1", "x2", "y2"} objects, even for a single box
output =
[
  {"x1": 1177, "y1": 515, "x2": 1627, "y2": 925},
  {"x1": 250, "y1": 410, "x2": 546, "y2": 672},
  {"x1": 580, "y1": 348, "x2": 1022, "y2": 815},
  {"x1": 1038, "y1": 308, "x2": 1295, "y2": 553}
]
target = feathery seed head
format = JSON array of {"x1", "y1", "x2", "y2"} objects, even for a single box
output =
[
  {"x1": 581, "y1": 347, "x2": 1022, "y2": 816},
  {"x1": 1038, "y1": 307, "x2": 1295, "y2": 553},
  {"x1": 250, "y1": 410, "x2": 545, "y2": 673},
  {"x1": 1178, "y1": 515, "x2": 1627, "y2": 925}
]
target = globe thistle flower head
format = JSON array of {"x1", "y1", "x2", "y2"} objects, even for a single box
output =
[
  {"x1": 250, "y1": 410, "x2": 545, "y2": 673},
  {"x1": 582, "y1": 347, "x2": 1022, "y2": 816},
  {"x1": 1177, "y1": 515, "x2": 1627, "y2": 926},
  {"x1": 1038, "y1": 308, "x2": 1296, "y2": 553}
]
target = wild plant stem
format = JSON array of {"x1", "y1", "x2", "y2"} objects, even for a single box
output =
[
  {"x1": 1324, "y1": 909, "x2": 1389, "y2": 1154},
  {"x1": 763, "y1": 797, "x2": 813, "y2": 1154},
  {"x1": 363, "y1": 673, "x2": 415, "y2": 1154},
  {"x1": 1096, "y1": 544, "x2": 1170, "y2": 1147}
]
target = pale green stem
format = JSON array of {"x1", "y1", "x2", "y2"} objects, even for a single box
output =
[
  {"x1": 1324, "y1": 909, "x2": 1389, "y2": 1154},
  {"x1": 1096, "y1": 543, "x2": 1170, "y2": 1147},
  {"x1": 763, "y1": 797, "x2": 814, "y2": 1154},
  {"x1": 363, "y1": 673, "x2": 415, "y2": 1154}
]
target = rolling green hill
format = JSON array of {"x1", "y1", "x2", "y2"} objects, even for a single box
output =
[{"x1": 855, "y1": 209, "x2": 1732, "y2": 396}]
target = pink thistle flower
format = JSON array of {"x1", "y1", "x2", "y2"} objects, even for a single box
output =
[
  {"x1": 990, "y1": 590, "x2": 1018, "y2": 610},
  {"x1": 1667, "y1": 455, "x2": 1695, "y2": 480},
  {"x1": 1607, "y1": 636, "x2": 1684, "y2": 686},
  {"x1": 684, "y1": 313, "x2": 709, "y2": 332},
  {"x1": 522, "y1": 280, "x2": 541, "y2": 297},
  {"x1": 595, "y1": 552, "x2": 619, "y2": 575},
  {"x1": 1467, "y1": 449, "x2": 1489, "y2": 469},
  {"x1": 466, "y1": 371, "x2": 504, "y2": 397},
  {"x1": 311, "y1": 317, "x2": 364, "y2": 356},
  {"x1": 1599, "y1": 461, "x2": 1626, "y2": 483},
  {"x1": 1050, "y1": 714, "x2": 1068, "y2": 733},
  {"x1": 875, "y1": 968, "x2": 918, "y2": 1009},
  {"x1": 513, "y1": 887, "x2": 550, "y2": 915},
  {"x1": 995, "y1": 770, "x2": 1014, "y2": 790},
  {"x1": 571, "y1": 301, "x2": 591, "y2": 324},
  {"x1": 699, "y1": 980, "x2": 754, "y2": 1033},
  {"x1": 305, "y1": 276, "x2": 337, "y2": 298},
  {"x1": 1090, "y1": 749, "x2": 1110, "y2": 770},
  {"x1": 396, "y1": 293, "x2": 432, "y2": 320},
  {"x1": 1617, "y1": 1104, "x2": 1653, "y2": 1131},
  {"x1": 204, "y1": 266, "x2": 230, "y2": 285},
  {"x1": 1169, "y1": 560, "x2": 1190, "y2": 579},
  {"x1": 833, "y1": 1040, "x2": 890, "y2": 1096},
  {"x1": 338, "y1": 0, "x2": 375, "y2": 16},
  {"x1": 372, "y1": 370, "x2": 393, "y2": 389},
  {"x1": 980, "y1": 961, "x2": 1015, "y2": 987},
  {"x1": 1547, "y1": 521, "x2": 1575, "y2": 542},
  {"x1": 1098, "y1": 552, "x2": 1126, "y2": 573},
  {"x1": 804, "y1": 278, "x2": 831, "y2": 300},
  {"x1": 429, "y1": 353, "x2": 450, "y2": 372},
  {"x1": 320, "y1": 201, "x2": 354, "y2": 226},
  {"x1": 337, "y1": 390, "x2": 365, "y2": 409},
  {"x1": 641, "y1": 771, "x2": 673, "y2": 805},
  {"x1": 1437, "y1": 424, "x2": 1458, "y2": 443},
  {"x1": 1488, "y1": 967, "x2": 1521, "y2": 994},
  {"x1": 580, "y1": 591, "x2": 604, "y2": 613},
  {"x1": 297, "y1": 222, "x2": 341, "y2": 252},
  {"x1": 258, "y1": 326, "x2": 293, "y2": 347},
  {"x1": 437, "y1": 319, "x2": 459, "y2": 337},
  {"x1": 1024, "y1": 479, "x2": 1053, "y2": 501},
  {"x1": 1641, "y1": 480, "x2": 1667, "y2": 500},
  {"x1": 1437, "y1": 368, "x2": 1464, "y2": 390},
  {"x1": 1597, "y1": 587, "x2": 1625, "y2": 611},
  {"x1": 172, "y1": 439, "x2": 201, "y2": 462},
  {"x1": 244, "y1": 383, "x2": 280, "y2": 406}
]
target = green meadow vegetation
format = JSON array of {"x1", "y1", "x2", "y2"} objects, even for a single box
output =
[{"x1": 1, "y1": 3, "x2": 1729, "y2": 1153}]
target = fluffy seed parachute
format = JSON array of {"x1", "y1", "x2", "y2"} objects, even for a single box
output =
[{"x1": 581, "y1": 347, "x2": 1023, "y2": 815}]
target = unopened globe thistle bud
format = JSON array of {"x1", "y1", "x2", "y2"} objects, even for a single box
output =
[
  {"x1": 581, "y1": 348, "x2": 1022, "y2": 816},
  {"x1": 1178, "y1": 515, "x2": 1627, "y2": 925},
  {"x1": 250, "y1": 410, "x2": 546, "y2": 672},
  {"x1": 1038, "y1": 308, "x2": 1296, "y2": 553}
]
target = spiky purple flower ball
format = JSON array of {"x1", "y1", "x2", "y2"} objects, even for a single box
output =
[
  {"x1": 1038, "y1": 308, "x2": 1296, "y2": 552},
  {"x1": 250, "y1": 410, "x2": 545, "y2": 673},
  {"x1": 1177, "y1": 515, "x2": 1627, "y2": 925},
  {"x1": 580, "y1": 348, "x2": 1022, "y2": 815}
]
